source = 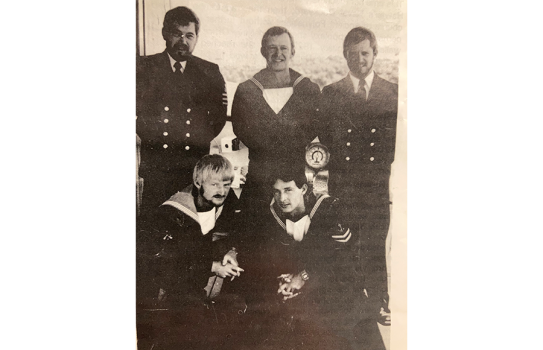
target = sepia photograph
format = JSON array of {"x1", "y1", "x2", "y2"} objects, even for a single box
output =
[{"x1": 135, "y1": 1, "x2": 406, "y2": 349}]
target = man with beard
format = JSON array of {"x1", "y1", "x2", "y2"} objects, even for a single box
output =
[
  {"x1": 319, "y1": 26, "x2": 397, "y2": 332},
  {"x1": 136, "y1": 154, "x2": 247, "y2": 350},
  {"x1": 137, "y1": 6, "x2": 227, "y2": 212}
]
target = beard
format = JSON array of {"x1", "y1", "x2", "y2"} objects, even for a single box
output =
[{"x1": 199, "y1": 186, "x2": 226, "y2": 208}]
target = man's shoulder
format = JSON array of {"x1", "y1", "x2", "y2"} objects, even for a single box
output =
[
  {"x1": 373, "y1": 74, "x2": 398, "y2": 94},
  {"x1": 188, "y1": 55, "x2": 221, "y2": 75},
  {"x1": 322, "y1": 76, "x2": 350, "y2": 95}
]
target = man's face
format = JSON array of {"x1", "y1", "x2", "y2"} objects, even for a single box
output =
[
  {"x1": 273, "y1": 179, "x2": 307, "y2": 216},
  {"x1": 162, "y1": 22, "x2": 198, "y2": 61},
  {"x1": 262, "y1": 33, "x2": 294, "y2": 72},
  {"x1": 197, "y1": 174, "x2": 232, "y2": 208},
  {"x1": 345, "y1": 39, "x2": 376, "y2": 80}
]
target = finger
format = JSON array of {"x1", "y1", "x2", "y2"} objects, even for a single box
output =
[
  {"x1": 222, "y1": 257, "x2": 228, "y2": 266},
  {"x1": 284, "y1": 292, "x2": 301, "y2": 300},
  {"x1": 278, "y1": 284, "x2": 289, "y2": 294}
]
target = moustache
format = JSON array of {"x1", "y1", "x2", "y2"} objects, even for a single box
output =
[{"x1": 213, "y1": 195, "x2": 226, "y2": 199}]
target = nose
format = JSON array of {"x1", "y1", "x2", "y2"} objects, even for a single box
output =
[
  {"x1": 216, "y1": 184, "x2": 226, "y2": 196},
  {"x1": 279, "y1": 192, "x2": 287, "y2": 203}
]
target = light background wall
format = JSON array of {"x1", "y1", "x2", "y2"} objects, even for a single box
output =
[{"x1": 137, "y1": 2, "x2": 407, "y2": 347}]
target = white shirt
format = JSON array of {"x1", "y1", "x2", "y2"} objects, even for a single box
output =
[
  {"x1": 197, "y1": 207, "x2": 216, "y2": 235},
  {"x1": 349, "y1": 70, "x2": 375, "y2": 99},
  {"x1": 167, "y1": 52, "x2": 187, "y2": 73},
  {"x1": 263, "y1": 88, "x2": 294, "y2": 114},
  {"x1": 285, "y1": 215, "x2": 311, "y2": 242}
]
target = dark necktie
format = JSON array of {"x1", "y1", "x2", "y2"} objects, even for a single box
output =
[
  {"x1": 174, "y1": 61, "x2": 183, "y2": 75},
  {"x1": 359, "y1": 79, "x2": 367, "y2": 101}
]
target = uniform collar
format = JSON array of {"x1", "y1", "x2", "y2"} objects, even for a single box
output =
[
  {"x1": 166, "y1": 51, "x2": 187, "y2": 73},
  {"x1": 348, "y1": 70, "x2": 375, "y2": 94}
]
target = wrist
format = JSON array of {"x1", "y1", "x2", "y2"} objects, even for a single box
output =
[
  {"x1": 211, "y1": 261, "x2": 220, "y2": 273},
  {"x1": 300, "y1": 270, "x2": 309, "y2": 281}
]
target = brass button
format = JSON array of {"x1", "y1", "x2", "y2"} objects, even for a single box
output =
[
  {"x1": 186, "y1": 120, "x2": 191, "y2": 125},
  {"x1": 346, "y1": 157, "x2": 350, "y2": 161},
  {"x1": 164, "y1": 106, "x2": 169, "y2": 111},
  {"x1": 371, "y1": 128, "x2": 376, "y2": 133},
  {"x1": 163, "y1": 132, "x2": 168, "y2": 136},
  {"x1": 347, "y1": 129, "x2": 352, "y2": 133},
  {"x1": 370, "y1": 142, "x2": 374, "y2": 146},
  {"x1": 163, "y1": 144, "x2": 168, "y2": 149},
  {"x1": 185, "y1": 146, "x2": 190, "y2": 150},
  {"x1": 164, "y1": 119, "x2": 169, "y2": 123},
  {"x1": 187, "y1": 108, "x2": 191, "y2": 113},
  {"x1": 346, "y1": 142, "x2": 351, "y2": 146},
  {"x1": 186, "y1": 133, "x2": 190, "y2": 137},
  {"x1": 370, "y1": 157, "x2": 374, "y2": 161}
]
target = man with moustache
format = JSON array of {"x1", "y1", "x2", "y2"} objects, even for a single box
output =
[
  {"x1": 137, "y1": 6, "x2": 227, "y2": 212},
  {"x1": 136, "y1": 155, "x2": 246, "y2": 349},
  {"x1": 320, "y1": 27, "x2": 398, "y2": 332}
]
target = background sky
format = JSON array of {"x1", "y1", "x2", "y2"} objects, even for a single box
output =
[{"x1": 138, "y1": 0, "x2": 403, "y2": 85}]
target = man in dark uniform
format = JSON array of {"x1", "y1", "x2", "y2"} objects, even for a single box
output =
[
  {"x1": 136, "y1": 6, "x2": 227, "y2": 212},
  {"x1": 320, "y1": 26, "x2": 398, "y2": 326}
]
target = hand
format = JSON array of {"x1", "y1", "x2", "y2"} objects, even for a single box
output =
[
  {"x1": 212, "y1": 261, "x2": 244, "y2": 280},
  {"x1": 277, "y1": 272, "x2": 305, "y2": 301},
  {"x1": 378, "y1": 306, "x2": 391, "y2": 326},
  {"x1": 222, "y1": 250, "x2": 238, "y2": 267},
  {"x1": 240, "y1": 166, "x2": 248, "y2": 177},
  {"x1": 238, "y1": 172, "x2": 247, "y2": 186}
]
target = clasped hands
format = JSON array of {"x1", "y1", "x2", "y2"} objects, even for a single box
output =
[
  {"x1": 277, "y1": 272, "x2": 305, "y2": 301},
  {"x1": 211, "y1": 249, "x2": 244, "y2": 281}
]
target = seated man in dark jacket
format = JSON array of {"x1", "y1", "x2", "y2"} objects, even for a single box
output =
[
  {"x1": 248, "y1": 161, "x2": 386, "y2": 350},
  {"x1": 136, "y1": 154, "x2": 248, "y2": 350}
]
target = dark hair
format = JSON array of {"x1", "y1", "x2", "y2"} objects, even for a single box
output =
[
  {"x1": 163, "y1": 6, "x2": 200, "y2": 35},
  {"x1": 261, "y1": 26, "x2": 295, "y2": 54},
  {"x1": 267, "y1": 161, "x2": 308, "y2": 190},
  {"x1": 343, "y1": 26, "x2": 378, "y2": 57}
]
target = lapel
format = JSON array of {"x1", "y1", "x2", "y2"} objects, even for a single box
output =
[
  {"x1": 367, "y1": 74, "x2": 385, "y2": 104},
  {"x1": 335, "y1": 76, "x2": 363, "y2": 130}
]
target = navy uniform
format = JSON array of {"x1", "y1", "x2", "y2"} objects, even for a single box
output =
[
  {"x1": 320, "y1": 72, "x2": 398, "y2": 316},
  {"x1": 136, "y1": 51, "x2": 227, "y2": 210}
]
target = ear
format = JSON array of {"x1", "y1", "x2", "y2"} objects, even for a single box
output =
[
  {"x1": 162, "y1": 27, "x2": 167, "y2": 41},
  {"x1": 260, "y1": 46, "x2": 267, "y2": 58},
  {"x1": 301, "y1": 183, "x2": 308, "y2": 195},
  {"x1": 291, "y1": 47, "x2": 295, "y2": 57},
  {"x1": 194, "y1": 181, "x2": 201, "y2": 190}
]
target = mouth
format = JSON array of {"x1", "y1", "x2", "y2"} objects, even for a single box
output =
[{"x1": 279, "y1": 203, "x2": 290, "y2": 209}]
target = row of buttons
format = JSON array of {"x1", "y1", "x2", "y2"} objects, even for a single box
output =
[
  {"x1": 163, "y1": 132, "x2": 190, "y2": 137},
  {"x1": 164, "y1": 119, "x2": 191, "y2": 125},
  {"x1": 345, "y1": 156, "x2": 375, "y2": 161},
  {"x1": 164, "y1": 106, "x2": 192, "y2": 113},
  {"x1": 347, "y1": 128, "x2": 376, "y2": 133},
  {"x1": 346, "y1": 142, "x2": 375, "y2": 146},
  {"x1": 163, "y1": 144, "x2": 191, "y2": 150}
]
